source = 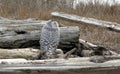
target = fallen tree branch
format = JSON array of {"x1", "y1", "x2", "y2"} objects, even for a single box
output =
[
  {"x1": 79, "y1": 39, "x2": 117, "y2": 55},
  {"x1": 63, "y1": 48, "x2": 77, "y2": 58},
  {"x1": 79, "y1": 39, "x2": 97, "y2": 48},
  {"x1": 52, "y1": 12, "x2": 120, "y2": 32}
]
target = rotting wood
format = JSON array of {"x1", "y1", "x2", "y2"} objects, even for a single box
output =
[{"x1": 51, "y1": 12, "x2": 120, "y2": 32}]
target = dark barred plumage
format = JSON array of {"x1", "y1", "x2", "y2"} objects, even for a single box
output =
[{"x1": 40, "y1": 20, "x2": 60, "y2": 59}]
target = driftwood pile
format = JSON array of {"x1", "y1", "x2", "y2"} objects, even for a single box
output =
[
  {"x1": 0, "y1": 18, "x2": 80, "y2": 59},
  {"x1": 51, "y1": 12, "x2": 120, "y2": 62},
  {"x1": 0, "y1": 18, "x2": 79, "y2": 49},
  {"x1": 0, "y1": 12, "x2": 120, "y2": 70},
  {"x1": 0, "y1": 17, "x2": 115, "y2": 60}
]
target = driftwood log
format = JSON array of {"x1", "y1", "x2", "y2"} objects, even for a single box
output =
[
  {"x1": 0, "y1": 18, "x2": 79, "y2": 49},
  {"x1": 0, "y1": 19, "x2": 80, "y2": 49},
  {"x1": 0, "y1": 18, "x2": 44, "y2": 24},
  {"x1": 0, "y1": 18, "x2": 65, "y2": 33},
  {"x1": 0, "y1": 22, "x2": 46, "y2": 36},
  {"x1": 0, "y1": 48, "x2": 40, "y2": 59},
  {"x1": 1, "y1": 55, "x2": 120, "y2": 64},
  {"x1": 51, "y1": 12, "x2": 120, "y2": 32},
  {"x1": 1, "y1": 62, "x2": 120, "y2": 74},
  {"x1": 0, "y1": 58, "x2": 120, "y2": 74},
  {"x1": 0, "y1": 18, "x2": 119, "y2": 74}
]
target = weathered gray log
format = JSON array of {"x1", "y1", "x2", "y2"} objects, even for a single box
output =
[
  {"x1": 0, "y1": 48, "x2": 40, "y2": 59},
  {"x1": 0, "y1": 55, "x2": 119, "y2": 64},
  {"x1": 0, "y1": 56, "x2": 120, "y2": 73},
  {"x1": 0, "y1": 19, "x2": 47, "y2": 38},
  {"x1": 0, "y1": 18, "x2": 44, "y2": 24},
  {"x1": 0, "y1": 63, "x2": 120, "y2": 74},
  {"x1": 51, "y1": 12, "x2": 120, "y2": 32},
  {"x1": 0, "y1": 57, "x2": 90, "y2": 65},
  {"x1": 0, "y1": 21, "x2": 65, "y2": 37},
  {"x1": 0, "y1": 26, "x2": 79, "y2": 49},
  {"x1": 0, "y1": 22, "x2": 47, "y2": 36},
  {"x1": 1, "y1": 55, "x2": 120, "y2": 66}
]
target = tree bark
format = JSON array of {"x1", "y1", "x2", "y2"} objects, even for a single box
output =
[{"x1": 51, "y1": 12, "x2": 120, "y2": 32}]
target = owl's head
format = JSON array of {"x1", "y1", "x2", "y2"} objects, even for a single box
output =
[{"x1": 47, "y1": 20, "x2": 59, "y2": 28}]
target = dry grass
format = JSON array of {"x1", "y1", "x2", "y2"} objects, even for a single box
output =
[
  {"x1": 54, "y1": 3, "x2": 120, "y2": 53},
  {"x1": 0, "y1": 0, "x2": 119, "y2": 52}
]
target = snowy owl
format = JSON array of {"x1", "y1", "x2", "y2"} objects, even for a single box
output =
[{"x1": 40, "y1": 20, "x2": 60, "y2": 59}]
